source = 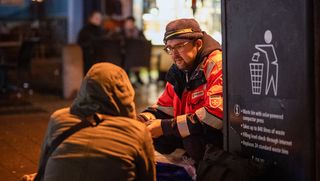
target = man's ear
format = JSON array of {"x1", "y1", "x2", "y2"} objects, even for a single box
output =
[{"x1": 195, "y1": 39, "x2": 203, "y2": 50}]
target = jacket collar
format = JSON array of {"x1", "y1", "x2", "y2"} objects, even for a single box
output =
[{"x1": 166, "y1": 61, "x2": 207, "y2": 99}]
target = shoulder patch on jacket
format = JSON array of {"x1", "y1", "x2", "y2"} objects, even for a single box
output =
[{"x1": 209, "y1": 95, "x2": 223, "y2": 109}]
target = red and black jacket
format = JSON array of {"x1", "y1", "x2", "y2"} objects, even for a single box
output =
[{"x1": 141, "y1": 32, "x2": 223, "y2": 143}]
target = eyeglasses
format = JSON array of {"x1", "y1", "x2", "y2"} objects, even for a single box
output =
[{"x1": 163, "y1": 41, "x2": 193, "y2": 55}]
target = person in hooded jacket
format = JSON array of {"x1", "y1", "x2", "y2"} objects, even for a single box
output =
[
  {"x1": 137, "y1": 18, "x2": 223, "y2": 164},
  {"x1": 23, "y1": 62, "x2": 156, "y2": 181}
]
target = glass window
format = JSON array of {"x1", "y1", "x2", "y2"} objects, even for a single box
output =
[{"x1": 140, "y1": 0, "x2": 221, "y2": 45}]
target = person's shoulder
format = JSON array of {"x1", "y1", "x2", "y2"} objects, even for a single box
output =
[
  {"x1": 51, "y1": 107, "x2": 70, "y2": 119},
  {"x1": 202, "y1": 50, "x2": 223, "y2": 77},
  {"x1": 206, "y1": 49, "x2": 222, "y2": 64},
  {"x1": 120, "y1": 116, "x2": 146, "y2": 129},
  {"x1": 79, "y1": 24, "x2": 92, "y2": 32},
  {"x1": 50, "y1": 107, "x2": 78, "y2": 126},
  {"x1": 208, "y1": 49, "x2": 222, "y2": 58},
  {"x1": 138, "y1": 30, "x2": 146, "y2": 40},
  {"x1": 108, "y1": 116, "x2": 148, "y2": 134}
]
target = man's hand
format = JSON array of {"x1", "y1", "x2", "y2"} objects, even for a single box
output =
[
  {"x1": 137, "y1": 112, "x2": 156, "y2": 123},
  {"x1": 147, "y1": 119, "x2": 163, "y2": 138}
]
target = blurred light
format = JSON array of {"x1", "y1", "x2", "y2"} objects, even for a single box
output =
[
  {"x1": 212, "y1": 31, "x2": 222, "y2": 44},
  {"x1": 150, "y1": 8, "x2": 159, "y2": 16},
  {"x1": 142, "y1": 13, "x2": 153, "y2": 21}
]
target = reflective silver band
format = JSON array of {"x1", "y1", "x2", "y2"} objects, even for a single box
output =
[
  {"x1": 195, "y1": 107, "x2": 223, "y2": 129},
  {"x1": 205, "y1": 61, "x2": 215, "y2": 79},
  {"x1": 151, "y1": 104, "x2": 174, "y2": 117},
  {"x1": 176, "y1": 114, "x2": 190, "y2": 138}
]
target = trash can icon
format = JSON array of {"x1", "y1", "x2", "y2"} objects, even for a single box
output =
[
  {"x1": 249, "y1": 30, "x2": 279, "y2": 96},
  {"x1": 249, "y1": 63, "x2": 264, "y2": 95},
  {"x1": 249, "y1": 53, "x2": 264, "y2": 95}
]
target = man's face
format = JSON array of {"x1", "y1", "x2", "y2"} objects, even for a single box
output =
[
  {"x1": 90, "y1": 12, "x2": 103, "y2": 26},
  {"x1": 124, "y1": 20, "x2": 135, "y2": 30},
  {"x1": 165, "y1": 39, "x2": 202, "y2": 71}
]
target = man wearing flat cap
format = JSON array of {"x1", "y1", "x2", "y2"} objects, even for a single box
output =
[{"x1": 138, "y1": 18, "x2": 223, "y2": 164}]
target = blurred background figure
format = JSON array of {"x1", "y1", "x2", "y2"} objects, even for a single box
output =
[
  {"x1": 121, "y1": 16, "x2": 147, "y2": 86},
  {"x1": 77, "y1": 11, "x2": 106, "y2": 75},
  {"x1": 122, "y1": 16, "x2": 145, "y2": 40},
  {"x1": 103, "y1": 17, "x2": 122, "y2": 39},
  {"x1": 0, "y1": 22, "x2": 9, "y2": 34}
]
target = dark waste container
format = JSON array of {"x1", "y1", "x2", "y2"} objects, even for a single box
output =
[{"x1": 222, "y1": 0, "x2": 320, "y2": 180}]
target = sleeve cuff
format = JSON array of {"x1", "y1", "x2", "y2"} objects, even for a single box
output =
[{"x1": 161, "y1": 119, "x2": 175, "y2": 136}]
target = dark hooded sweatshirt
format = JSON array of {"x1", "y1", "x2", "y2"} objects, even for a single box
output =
[{"x1": 38, "y1": 63, "x2": 156, "y2": 181}]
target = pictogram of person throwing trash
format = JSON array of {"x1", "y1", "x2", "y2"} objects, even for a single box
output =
[{"x1": 250, "y1": 30, "x2": 279, "y2": 96}]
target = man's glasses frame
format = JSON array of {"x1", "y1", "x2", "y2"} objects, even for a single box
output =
[{"x1": 163, "y1": 40, "x2": 194, "y2": 55}]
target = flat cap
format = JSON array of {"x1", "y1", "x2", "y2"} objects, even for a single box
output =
[{"x1": 163, "y1": 18, "x2": 203, "y2": 43}]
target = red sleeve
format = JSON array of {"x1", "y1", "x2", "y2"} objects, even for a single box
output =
[
  {"x1": 203, "y1": 50, "x2": 223, "y2": 119},
  {"x1": 157, "y1": 82, "x2": 175, "y2": 107}
]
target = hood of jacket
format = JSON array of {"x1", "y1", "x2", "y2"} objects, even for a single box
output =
[
  {"x1": 70, "y1": 62, "x2": 136, "y2": 119},
  {"x1": 194, "y1": 32, "x2": 221, "y2": 67}
]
